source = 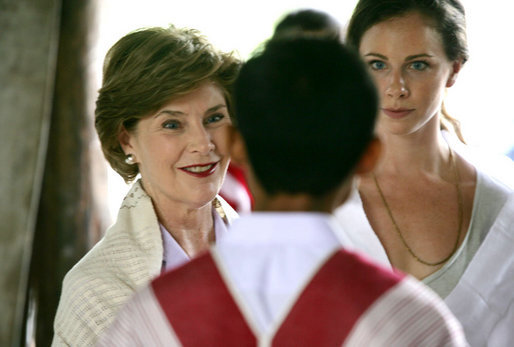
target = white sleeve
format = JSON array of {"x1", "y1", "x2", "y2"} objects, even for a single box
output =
[
  {"x1": 96, "y1": 286, "x2": 182, "y2": 347},
  {"x1": 488, "y1": 301, "x2": 514, "y2": 347},
  {"x1": 344, "y1": 277, "x2": 468, "y2": 347}
]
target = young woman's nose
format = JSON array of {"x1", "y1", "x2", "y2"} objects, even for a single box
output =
[{"x1": 385, "y1": 70, "x2": 409, "y2": 99}]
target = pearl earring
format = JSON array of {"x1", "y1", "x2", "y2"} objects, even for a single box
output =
[{"x1": 125, "y1": 154, "x2": 136, "y2": 165}]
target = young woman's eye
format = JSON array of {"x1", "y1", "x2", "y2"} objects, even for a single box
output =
[
  {"x1": 162, "y1": 120, "x2": 181, "y2": 130},
  {"x1": 204, "y1": 113, "x2": 225, "y2": 125},
  {"x1": 369, "y1": 60, "x2": 387, "y2": 71},
  {"x1": 410, "y1": 61, "x2": 429, "y2": 71}
]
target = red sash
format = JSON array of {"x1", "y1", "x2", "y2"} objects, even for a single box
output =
[{"x1": 152, "y1": 249, "x2": 403, "y2": 346}]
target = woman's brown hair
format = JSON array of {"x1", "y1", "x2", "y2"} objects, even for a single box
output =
[{"x1": 95, "y1": 25, "x2": 241, "y2": 182}]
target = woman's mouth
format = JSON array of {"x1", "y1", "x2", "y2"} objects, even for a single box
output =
[
  {"x1": 382, "y1": 108, "x2": 414, "y2": 119},
  {"x1": 179, "y1": 162, "x2": 218, "y2": 178}
]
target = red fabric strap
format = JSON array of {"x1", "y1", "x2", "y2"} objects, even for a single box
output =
[
  {"x1": 152, "y1": 249, "x2": 404, "y2": 346},
  {"x1": 273, "y1": 250, "x2": 404, "y2": 346},
  {"x1": 152, "y1": 253, "x2": 256, "y2": 347}
]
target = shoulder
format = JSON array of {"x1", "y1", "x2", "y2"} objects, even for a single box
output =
[
  {"x1": 53, "y1": 237, "x2": 160, "y2": 345},
  {"x1": 53, "y1": 259, "x2": 133, "y2": 346},
  {"x1": 53, "y1": 181, "x2": 165, "y2": 345},
  {"x1": 346, "y1": 276, "x2": 467, "y2": 346},
  {"x1": 470, "y1": 169, "x2": 513, "y2": 230},
  {"x1": 328, "y1": 249, "x2": 402, "y2": 290},
  {"x1": 97, "y1": 285, "x2": 182, "y2": 346},
  {"x1": 452, "y1": 139, "x2": 514, "y2": 190}
]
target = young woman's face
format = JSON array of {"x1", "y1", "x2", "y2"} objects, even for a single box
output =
[
  {"x1": 359, "y1": 11, "x2": 460, "y2": 137},
  {"x1": 122, "y1": 82, "x2": 232, "y2": 210}
]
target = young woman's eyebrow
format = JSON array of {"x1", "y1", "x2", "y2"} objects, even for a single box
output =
[
  {"x1": 363, "y1": 52, "x2": 388, "y2": 60},
  {"x1": 405, "y1": 53, "x2": 433, "y2": 61}
]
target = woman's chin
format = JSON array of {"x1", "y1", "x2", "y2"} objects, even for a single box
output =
[{"x1": 186, "y1": 190, "x2": 220, "y2": 209}]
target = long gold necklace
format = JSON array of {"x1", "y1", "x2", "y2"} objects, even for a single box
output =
[{"x1": 372, "y1": 148, "x2": 463, "y2": 266}]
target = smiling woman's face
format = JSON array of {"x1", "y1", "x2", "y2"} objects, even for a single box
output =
[
  {"x1": 359, "y1": 11, "x2": 460, "y2": 138},
  {"x1": 120, "y1": 82, "x2": 232, "y2": 210}
]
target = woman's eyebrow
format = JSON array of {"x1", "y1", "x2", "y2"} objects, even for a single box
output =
[
  {"x1": 363, "y1": 52, "x2": 388, "y2": 60},
  {"x1": 154, "y1": 104, "x2": 227, "y2": 118},
  {"x1": 405, "y1": 53, "x2": 433, "y2": 61},
  {"x1": 205, "y1": 104, "x2": 227, "y2": 113},
  {"x1": 155, "y1": 110, "x2": 185, "y2": 118}
]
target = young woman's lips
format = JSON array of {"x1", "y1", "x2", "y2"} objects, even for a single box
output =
[
  {"x1": 178, "y1": 162, "x2": 219, "y2": 178},
  {"x1": 382, "y1": 108, "x2": 414, "y2": 119}
]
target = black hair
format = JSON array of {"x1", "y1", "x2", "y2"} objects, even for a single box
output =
[
  {"x1": 273, "y1": 9, "x2": 341, "y2": 40},
  {"x1": 234, "y1": 38, "x2": 378, "y2": 197}
]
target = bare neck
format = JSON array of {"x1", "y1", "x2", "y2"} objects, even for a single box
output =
[
  {"x1": 149, "y1": 193, "x2": 215, "y2": 258},
  {"x1": 252, "y1": 180, "x2": 353, "y2": 214},
  {"x1": 376, "y1": 119, "x2": 451, "y2": 178}
]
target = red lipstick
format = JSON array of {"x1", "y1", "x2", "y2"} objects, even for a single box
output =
[{"x1": 179, "y1": 162, "x2": 218, "y2": 178}]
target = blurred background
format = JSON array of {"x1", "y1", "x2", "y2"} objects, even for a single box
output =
[{"x1": 1, "y1": 0, "x2": 512, "y2": 345}]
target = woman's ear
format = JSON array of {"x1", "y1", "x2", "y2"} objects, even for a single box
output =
[
  {"x1": 355, "y1": 137, "x2": 382, "y2": 175},
  {"x1": 118, "y1": 127, "x2": 134, "y2": 155},
  {"x1": 446, "y1": 59, "x2": 463, "y2": 88}
]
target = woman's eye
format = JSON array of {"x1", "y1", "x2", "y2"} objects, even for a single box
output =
[
  {"x1": 204, "y1": 113, "x2": 225, "y2": 125},
  {"x1": 369, "y1": 60, "x2": 387, "y2": 71},
  {"x1": 410, "y1": 61, "x2": 429, "y2": 71},
  {"x1": 162, "y1": 120, "x2": 181, "y2": 130}
]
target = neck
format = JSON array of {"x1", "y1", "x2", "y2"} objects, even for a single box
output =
[
  {"x1": 141, "y1": 183, "x2": 215, "y2": 257},
  {"x1": 157, "y1": 203, "x2": 213, "y2": 234},
  {"x1": 252, "y1": 181, "x2": 352, "y2": 214},
  {"x1": 376, "y1": 117, "x2": 450, "y2": 177},
  {"x1": 253, "y1": 193, "x2": 332, "y2": 213},
  {"x1": 158, "y1": 203, "x2": 214, "y2": 258}
]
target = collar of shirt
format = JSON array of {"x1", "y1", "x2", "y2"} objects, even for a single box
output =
[
  {"x1": 160, "y1": 207, "x2": 228, "y2": 273},
  {"x1": 214, "y1": 212, "x2": 343, "y2": 333}
]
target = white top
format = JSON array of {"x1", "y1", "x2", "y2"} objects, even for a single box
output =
[
  {"x1": 98, "y1": 212, "x2": 467, "y2": 346},
  {"x1": 334, "y1": 170, "x2": 512, "y2": 297},
  {"x1": 215, "y1": 213, "x2": 342, "y2": 334},
  {"x1": 333, "y1": 169, "x2": 514, "y2": 346},
  {"x1": 445, "y1": 194, "x2": 514, "y2": 346}
]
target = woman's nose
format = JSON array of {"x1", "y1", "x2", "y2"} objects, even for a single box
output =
[
  {"x1": 385, "y1": 71, "x2": 409, "y2": 99},
  {"x1": 188, "y1": 125, "x2": 215, "y2": 154}
]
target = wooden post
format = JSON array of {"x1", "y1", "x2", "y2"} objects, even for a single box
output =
[
  {"x1": 28, "y1": 0, "x2": 105, "y2": 345},
  {"x1": 0, "y1": 0, "x2": 61, "y2": 345}
]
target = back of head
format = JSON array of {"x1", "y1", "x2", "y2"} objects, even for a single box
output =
[
  {"x1": 234, "y1": 38, "x2": 378, "y2": 197},
  {"x1": 273, "y1": 9, "x2": 341, "y2": 40}
]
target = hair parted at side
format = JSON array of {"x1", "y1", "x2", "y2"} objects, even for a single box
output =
[
  {"x1": 345, "y1": 0, "x2": 468, "y2": 142},
  {"x1": 234, "y1": 38, "x2": 378, "y2": 197},
  {"x1": 95, "y1": 25, "x2": 241, "y2": 182}
]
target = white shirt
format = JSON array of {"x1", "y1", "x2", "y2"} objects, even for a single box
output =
[
  {"x1": 98, "y1": 211, "x2": 467, "y2": 346},
  {"x1": 215, "y1": 212, "x2": 342, "y2": 333}
]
